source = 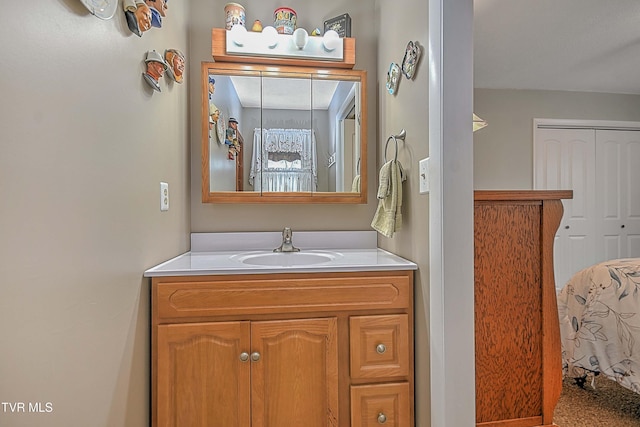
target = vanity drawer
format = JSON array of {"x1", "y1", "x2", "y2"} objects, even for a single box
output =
[
  {"x1": 153, "y1": 273, "x2": 411, "y2": 322},
  {"x1": 350, "y1": 314, "x2": 409, "y2": 379},
  {"x1": 350, "y1": 382, "x2": 411, "y2": 427}
]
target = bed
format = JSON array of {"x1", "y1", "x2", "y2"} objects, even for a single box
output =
[{"x1": 558, "y1": 258, "x2": 640, "y2": 393}]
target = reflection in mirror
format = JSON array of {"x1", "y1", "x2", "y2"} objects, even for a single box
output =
[
  {"x1": 202, "y1": 62, "x2": 367, "y2": 203},
  {"x1": 254, "y1": 75, "x2": 313, "y2": 192}
]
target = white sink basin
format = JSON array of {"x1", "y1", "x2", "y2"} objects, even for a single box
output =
[{"x1": 231, "y1": 251, "x2": 339, "y2": 267}]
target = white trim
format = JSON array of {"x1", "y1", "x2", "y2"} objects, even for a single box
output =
[
  {"x1": 534, "y1": 118, "x2": 640, "y2": 131},
  {"x1": 429, "y1": 0, "x2": 476, "y2": 425},
  {"x1": 335, "y1": 85, "x2": 357, "y2": 192}
]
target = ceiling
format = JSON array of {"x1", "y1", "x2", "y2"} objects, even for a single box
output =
[
  {"x1": 474, "y1": 0, "x2": 640, "y2": 94},
  {"x1": 230, "y1": 76, "x2": 340, "y2": 110}
]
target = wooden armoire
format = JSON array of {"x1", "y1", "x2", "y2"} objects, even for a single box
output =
[{"x1": 474, "y1": 190, "x2": 572, "y2": 427}]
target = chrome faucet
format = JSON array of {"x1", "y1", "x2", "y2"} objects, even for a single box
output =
[{"x1": 274, "y1": 227, "x2": 300, "y2": 252}]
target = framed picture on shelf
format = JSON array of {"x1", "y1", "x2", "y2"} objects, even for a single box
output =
[{"x1": 323, "y1": 13, "x2": 351, "y2": 37}]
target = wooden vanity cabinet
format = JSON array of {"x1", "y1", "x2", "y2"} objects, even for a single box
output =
[
  {"x1": 151, "y1": 270, "x2": 414, "y2": 427},
  {"x1": 474, "y1": 190, "x2": 572, "y2": 427}
]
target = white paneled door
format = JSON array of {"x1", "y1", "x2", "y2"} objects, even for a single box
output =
[
  {"x1": 535, "y1": 122, "x2": 640, "y2": 290},
  {"x1": 595, "y1": 131, "x2": 640, "y2": 262},
  {"x1": 534, "y1": 128, "x2": 597, "y2": 290}
]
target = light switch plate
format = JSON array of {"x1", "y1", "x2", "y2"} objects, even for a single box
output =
[
  {"x1": 419, "y1": 157, "x2": 429, "y2": 194},
  {"x1": 160, "y1": 182, "x2": 169, "y2": 211}
]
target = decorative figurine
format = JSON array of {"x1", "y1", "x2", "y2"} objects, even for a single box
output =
[
  {"x1": 164, "y1": 49, "x2": 185, "y2": 83},
  {"x1": 225, "y1": 117, "x2": 243, "y2": 160},
  {"x1": 209, "y1": 104, "x2": 220, "y2": 131},
  {"x1": 311, "y1": 28, "x2": 322, "y2": 36},
  {"x1": 144, "y1": 0, "x2": 168, "y2": 28},
  {"x1": 251, "y1": 19, "x2": 263, "y2": 32},
  {"x1": 123, "y1": 0, "x2": 152, "y2": 37},
  {"x1": 208, "y1": 76, "x2": 216, "y2": 100},
  {"x1": 142, "y1": 50, "x2": 168, "y2": 91},
  {"x1": 224, "y1": 3, "x2": 246, "y2": 30},
  {"x1": 208, "y1": 76, "x2": 219, "y2": 131},
  {"x1": 207, "y1": 76, "x2": 226, "y2": 144}
]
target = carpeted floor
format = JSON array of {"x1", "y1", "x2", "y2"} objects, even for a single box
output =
[{"x1": 554, "y1": 375, "x2": 640, "y2": 426}]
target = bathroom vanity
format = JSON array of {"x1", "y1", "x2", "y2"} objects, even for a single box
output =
[{"x1": 145, "y1": 232, "x2": 417, "y2": 427}]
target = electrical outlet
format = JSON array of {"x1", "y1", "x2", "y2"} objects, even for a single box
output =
[
  {"x1": 160, "y1": 182, "x2": 169, "y2": 211},
  {"x1": 419, "y1": 157, "x2": 429, "y2": 194}
]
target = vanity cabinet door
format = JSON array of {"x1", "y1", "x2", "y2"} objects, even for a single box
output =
[
  {"x1": 251, "y1": 317, "x2": 339, "y2": 427},
  {"x1": 156, "y1": 321, "x2": 251, "y2": 427}
]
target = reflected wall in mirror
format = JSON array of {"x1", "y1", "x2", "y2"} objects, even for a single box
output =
[{"x1": 201, "y1": 62, "x2": 367, "y2": 204}]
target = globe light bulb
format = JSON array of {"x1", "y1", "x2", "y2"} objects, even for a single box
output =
[
  {"x1": 292, "y1": 28, "x2": 309, "y2": 50},
  {"x1": 323, "y1": 30, "x2": 340, "y2": 51},
  {"x1": 262, "y1": 26, "x2": 279, "y2": 48},
  {"x1": 230, "y1": 24, "x2": 247, "y2": 46}
]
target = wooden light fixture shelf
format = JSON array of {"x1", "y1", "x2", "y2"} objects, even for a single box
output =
[{"x1": 212, "y1": 28, "x2": 356, "y2": 69}]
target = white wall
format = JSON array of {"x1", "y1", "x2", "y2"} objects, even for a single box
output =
[
  {"x1": 0, "y1": 1, "x2": 463, "y2": 426},
  {"x1": 0, "y1": 2, "x2": 190, "y2": 426},
  {"x1": 474, "y1": 88, "x2": 640, "y2": 189},
  {"x1": 375, "y1": 0, "x2": 432, "y2": 425}
]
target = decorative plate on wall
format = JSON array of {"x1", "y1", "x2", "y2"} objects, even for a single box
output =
[
  {"x1": 386, "y1": 62, "x2": 401, "y2": 95},
  {"x1": 401, "y1": 41, "x2": 421, "y2": 79},
  {"x1": 216, "y1": 112, "x2": 227, "y2": 145},
  {"x1": 80, "y1": 0, "x2": 118, "y2": 20}
]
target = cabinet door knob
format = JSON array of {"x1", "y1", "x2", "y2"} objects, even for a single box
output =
[
  {"x1": 250, "y1": 352, "x2": 261, "y2": 362},
  {"x1": 622, "y1": 224, "x2": 626, "y2": 228},
  {"x1": 377, "y1": 412, "x2": 387, "y2": 424},
  {"x1": 565, "y1": 225, "x2": 570, "y2": 229},
  {"x1": 376, "y1": 344, "x2": 387, "y2": 354},
  {"x1": 239, "y1": 352, "x2": 249, "y2": 362}
]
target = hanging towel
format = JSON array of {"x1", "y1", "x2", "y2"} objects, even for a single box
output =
[
  {"x1": 351, "y1": 174, "x2": 361, "y2": 192},
  {"x1": 371, "y1": 160, "x2": 404, "y2": 237}
]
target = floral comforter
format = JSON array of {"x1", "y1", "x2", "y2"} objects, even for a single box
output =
[{"x1": 558, "y1": 258, "x2": 640, "y2": 393}]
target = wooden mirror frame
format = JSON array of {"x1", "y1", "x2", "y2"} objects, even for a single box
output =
[{"x1": 201, "y1": 62, "x2": 367, "y2": 204}]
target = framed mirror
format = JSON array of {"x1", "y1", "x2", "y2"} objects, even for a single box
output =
[{"x1": 201, "y1": 62, "x2": 367, "y2": 203}]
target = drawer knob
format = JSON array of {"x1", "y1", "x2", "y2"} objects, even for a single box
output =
[
  {"x1": 377, "y1": 412, "x2": 387, "y2": 424},
  {"x1": 251, "y1": 352, "x2": 261, "y2": 362},
  {"x1": 376, "y1": 344, "x2": 387, "y2": 354},
  {"x1": 239, "y1": 352, "x2": 249, "y2": 362}
]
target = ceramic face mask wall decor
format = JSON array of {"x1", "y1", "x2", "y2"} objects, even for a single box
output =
[
  {"x1": 144, "y1": 0, "x2": 168, "y2": 28},
  {"x1": 143, "y1": 50, "x2": 168, "y2": 91},
  {"x1": 165, "y1": 49, "x2": 185, "y2": 83},
  {"x1": 123, "y1": 0, "x2": 152, "y2": 36}
]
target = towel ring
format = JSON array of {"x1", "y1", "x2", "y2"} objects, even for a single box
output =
[
  {"x1": 383, "y1": 129, "x2": 406, "y2": 162},
  {"x1": 384, "y1": 136, "x2": 399, "y2": 162}
]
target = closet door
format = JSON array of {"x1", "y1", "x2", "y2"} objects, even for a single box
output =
[
  {"x1": 534, "y1": 128, "x2": 597, "y2": 289},
  {"x1": 595, "y1": 130, "x2": 640, "y2": 260}
]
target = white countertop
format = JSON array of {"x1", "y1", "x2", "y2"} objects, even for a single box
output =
[{"x1": 144, "y1": 231, "x2": 417, "y2": 277}]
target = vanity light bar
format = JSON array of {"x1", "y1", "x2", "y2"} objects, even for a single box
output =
[{"x1": 225, "y1": 26, "x2": 344, "y2": 62}]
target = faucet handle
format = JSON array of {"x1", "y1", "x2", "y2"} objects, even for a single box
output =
[
  {"x1": 282, "y1": 227, "x2": 293, "y2": 242},
  {"x1": 273, "y1": 227, "x2": 300, "y2": 252}
]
